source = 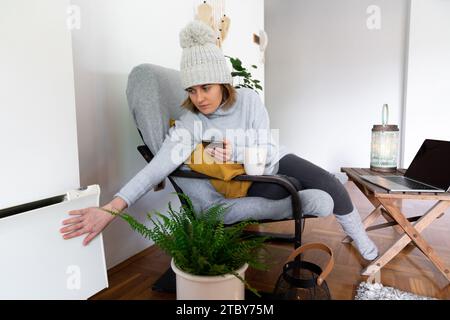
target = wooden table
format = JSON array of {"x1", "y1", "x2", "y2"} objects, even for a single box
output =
[{"x1": 341, "y1": 168, "x2": 450, "y2": 282}]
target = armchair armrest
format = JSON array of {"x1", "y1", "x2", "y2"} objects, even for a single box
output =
[
  {"x1": 172, "y1": 169, "x2": 304, "y2": 247},
  {"x1": 170, "y1": 170, "x2": 302, "y2": 221}
]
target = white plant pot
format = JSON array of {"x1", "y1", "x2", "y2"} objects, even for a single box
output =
[{"x1": 171, "y1": 259, "x2": 248, "y2": 300}]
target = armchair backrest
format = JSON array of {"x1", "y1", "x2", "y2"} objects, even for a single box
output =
[{"x1": 126, "y1": 64, "x2": 188, "y2": 157}]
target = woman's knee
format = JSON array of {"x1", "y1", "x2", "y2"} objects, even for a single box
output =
[
  {"x1": 319, "y1": 174, "x2": 353, "y2": 214},
  {"x1": 299, "y1": 189, "x2": 334, "y2": 217}
]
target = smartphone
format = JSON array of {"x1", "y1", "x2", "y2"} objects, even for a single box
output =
[{"x1": 202, "y1": 139, "x2": 224, "y2": 149}]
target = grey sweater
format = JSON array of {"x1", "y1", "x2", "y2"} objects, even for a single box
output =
[{"x1": 114, "y1": 88, "x2": 289, "y2": 207}]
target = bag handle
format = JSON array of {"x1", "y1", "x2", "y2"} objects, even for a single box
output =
[{"x1": 285, "y1": 242, "x2": 334, "y2": 286}]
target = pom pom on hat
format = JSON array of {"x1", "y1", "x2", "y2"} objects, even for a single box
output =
[{"x1": 179, "y1": 20, "x2": 216, "y2": 49}]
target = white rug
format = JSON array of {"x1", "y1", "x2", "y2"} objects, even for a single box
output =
[{"x1": 355, "y1": 282, "x2": 437, "y2": 300}]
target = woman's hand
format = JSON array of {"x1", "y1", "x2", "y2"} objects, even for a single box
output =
[
  {"x1": 206, "y1": 139, "x2": 232, "y2": 163},
  {"x1": 60, "y1": 197, "x2": 127, "y2": 246}
]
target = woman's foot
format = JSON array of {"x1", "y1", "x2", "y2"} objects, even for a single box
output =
[{"x1": 334, "y1": 209, "x2": 378, "y2": 261}]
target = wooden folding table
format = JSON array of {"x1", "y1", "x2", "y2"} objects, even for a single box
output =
[{"x1": 341, "y1": 168, "x2": 450, "y2": 282}]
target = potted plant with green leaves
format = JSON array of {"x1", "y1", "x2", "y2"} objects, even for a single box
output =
[
  {"x1": 108, "y1": 193, "x2": 268, "y2": 300},
  {"x1": 226, "y1": 55, "x2": 263, "y2": 93}
]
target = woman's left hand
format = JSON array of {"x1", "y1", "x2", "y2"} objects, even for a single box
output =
[{"x1": 206, "y1": 139, "x2": 232, "y2": 163}]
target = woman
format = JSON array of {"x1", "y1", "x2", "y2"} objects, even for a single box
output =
[{"x1": 60, "y1": 20, "x2": 378, "y2": 261}]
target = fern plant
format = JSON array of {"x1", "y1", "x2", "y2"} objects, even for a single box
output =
[{"x1": 106, "y1": 193, "x2": 269, "y2": 296}]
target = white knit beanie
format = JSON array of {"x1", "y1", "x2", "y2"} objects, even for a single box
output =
[{"x1": 179, "y1": 20, "x2": 232, "y2": 89}]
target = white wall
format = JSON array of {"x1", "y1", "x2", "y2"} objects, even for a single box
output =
[
  {"x1": 265, "y1": 0, "x2": 409, "y2": 173},
  {"x1": 402, "y1": 0, "x2": 450, "y2": 166},
  {"x1": 70, "y1": 0, "x2": 264, "y2": 268},
  {"x1": 0, "y1": 0, "x2": 79, "y2": 209}
]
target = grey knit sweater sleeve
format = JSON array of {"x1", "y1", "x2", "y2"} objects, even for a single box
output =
[{"x1": 114, "y1": 112, "x2": 200, "y2": 207}]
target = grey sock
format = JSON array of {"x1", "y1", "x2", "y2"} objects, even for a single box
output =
[{"x1": 335, "y1": 208, "x2": 378, "y2": 260}]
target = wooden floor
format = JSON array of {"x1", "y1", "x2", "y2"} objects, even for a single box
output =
[{"x1": 91, "y1": 182, "x2": 450, "y2": 300}]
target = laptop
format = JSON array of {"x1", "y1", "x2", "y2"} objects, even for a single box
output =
[{"x1": 361, "y1": 139, "x2": 450, "y2": 193}]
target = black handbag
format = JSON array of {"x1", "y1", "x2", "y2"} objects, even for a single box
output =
[{"x1": 273, "y1": 242, "x2": 334, "y2": 300}]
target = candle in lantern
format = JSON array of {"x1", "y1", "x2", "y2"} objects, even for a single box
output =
[{"x1": 370, "y1": 104, "x2": 400, "y2": 172}]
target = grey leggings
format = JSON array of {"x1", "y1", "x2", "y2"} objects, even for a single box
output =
[{"x1": 247, "y1": 154, "x2": 354, "y2": 215}]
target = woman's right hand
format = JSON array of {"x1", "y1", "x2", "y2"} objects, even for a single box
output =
[{"x1": 60, "y1": 197, "x2": 127, "y2": 246}]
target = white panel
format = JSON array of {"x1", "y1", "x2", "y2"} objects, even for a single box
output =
[
  {"x1": 0, "y1": 185, "x2": 108, "y2": 300},
  {"x1": 403, "y1": 0, "x2": 450, "y2": 166},
  {"x1": 0, "y1": 0, "x2": 80, "y2": 209}
]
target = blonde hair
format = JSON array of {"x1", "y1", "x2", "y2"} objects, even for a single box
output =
[{"x1": 181, "y1": 84, "x2": 237, "y2": 113}]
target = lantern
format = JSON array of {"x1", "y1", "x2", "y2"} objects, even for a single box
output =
[{"x1": 370, "y1": 104, "x2": 400, "y2": 172}]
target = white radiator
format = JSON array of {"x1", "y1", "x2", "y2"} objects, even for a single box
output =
[{"x1": 0, "y1": 184, "x2": 108, "y2": 299}]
